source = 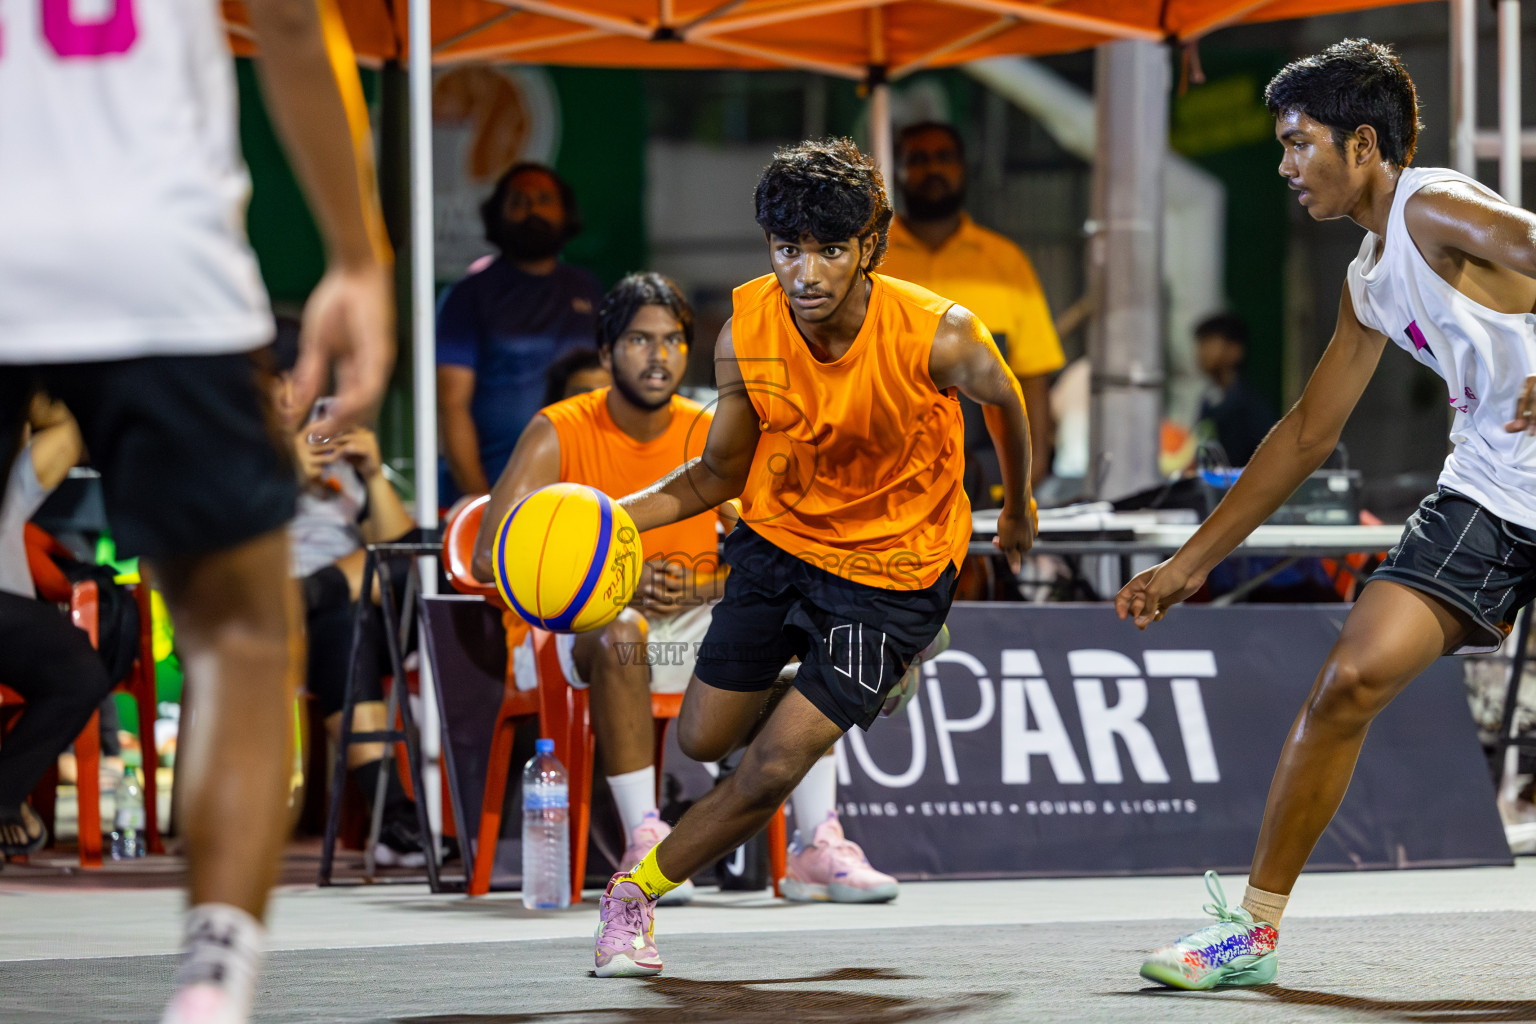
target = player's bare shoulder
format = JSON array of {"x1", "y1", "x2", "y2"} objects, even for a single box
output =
[
  {"x1": 1402, "y1": 177, "x2": 1511, "y2": 255},
  {"x1": 928, "y1": 303, "x2": 991, "y2": 389}
]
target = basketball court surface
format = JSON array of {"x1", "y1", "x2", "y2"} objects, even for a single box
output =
[{"x1": 4, "y1": 849, "x2": 1533, "y2": 1023}]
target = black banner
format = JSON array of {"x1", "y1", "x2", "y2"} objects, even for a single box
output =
[
  {"x1": 826, "y1": 603, "x2": 1510, "y2": 878},
  {"x1": 425, "y1": 598, "x2": 1511, "y2": 884}
]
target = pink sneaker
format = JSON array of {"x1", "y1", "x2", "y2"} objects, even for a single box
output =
[
  {"x1": 619, "y1": 811, "x2": 694, "y2": 906},
  {"x1": 782, "y1": 812, "x2": 898, "y2": 904},
  {"x1": 594, "y1": 874, "x2": 663, "y2": 978}
]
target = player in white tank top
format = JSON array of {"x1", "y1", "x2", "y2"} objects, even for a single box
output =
[
  {"x1": 0, "y1": 0, "x2": 271, "y2": 361},
  {"x1": 0, "y1": 3, "x2": 394, "y2": 1023},
  {"x1": 1346, "y1": 165, "x2": 1536, "y2": 530},
  {"x1": 1120, "y1": 40, "x2": 1536, "y2": 992}
]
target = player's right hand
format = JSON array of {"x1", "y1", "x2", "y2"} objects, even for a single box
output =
[
  {"x1": 293, "y1": 261, "x2": 395, "y2": 439},
  {"x1": 1115, "y1": 558, "x2": 1205, "y2": 630}
]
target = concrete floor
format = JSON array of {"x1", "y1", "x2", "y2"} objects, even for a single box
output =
[{"x1": 3, "y1": 851, "x2": 1536, "y2": 1023}]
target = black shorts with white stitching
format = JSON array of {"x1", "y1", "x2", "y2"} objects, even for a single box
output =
[
  {"x1": 693, "y1": 523, "x2": 957, "y2": 732},
  {"x1": 1371, "y1": 488, "x2": 1536, "y2": 654}
]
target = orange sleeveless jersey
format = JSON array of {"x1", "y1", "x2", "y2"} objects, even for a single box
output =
[
  {"x1": 730, "y1": 272, "x2": 970, "y2": 590},
  {"x1": 540, "y1": 388, "x2": 719, "y2": 577}
]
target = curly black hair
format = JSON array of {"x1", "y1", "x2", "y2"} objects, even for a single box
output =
[
  {"x1": 753, "y1": 138, "x2": 892, "y2": 270},
  {"x1": 594, "y1": 272, "x2": 694, "y2": 354},
  {"x1": 1264, "y1": 39, "x2": 1421, "y2": 168}
]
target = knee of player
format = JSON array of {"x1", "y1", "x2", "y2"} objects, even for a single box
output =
[
  {"x1": 677, "y1": 717, "x2": 732, "y2": 763},
  {"x1": 732, "y1": 752, "x2": 803, "y2": 811},
  {"x1": 602, "y1": 609, "x2": 645, "y2": 649},
  {"x1": 593, "y1": 610, "x2": 646, "y2": 668},
  {"x1": 1306, "y1": 655, "x2": 1384, "y2": 724}
]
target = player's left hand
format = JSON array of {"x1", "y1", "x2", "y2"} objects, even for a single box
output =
[
  {"x1": 292, "y1": 261, "x2": 395, "y2": 439},
  {"x1": 992, "y1": 497, "x2": 1037, "y2": 574},
  {"x1": 1505, "y1": 374, "x2": 1536, "y2": 434}
]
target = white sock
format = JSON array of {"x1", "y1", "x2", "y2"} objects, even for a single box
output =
[
  {"x1": 790, "y1": 755, "x2": 838, "y2": 844},
  {"x1": 607, "y1": 766, "x2": 657, "y2": 836},
  {"x1": 171, "y1": 903, "x2": 263, "y2": 1014},
  {"x1": 1241, "y1": 884, "x2": 1289, "y2": 927}
]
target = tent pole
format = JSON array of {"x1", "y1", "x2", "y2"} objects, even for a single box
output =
[
  {"x1": 1499, "y1": 0, "x2": 1521, "y2": 204},
  {"x1": 1087, "y1": 40, "x2": 1167, "y2": 502},
  {"x1": 867, "y1": 7, "x2": 893, "y2": 195},
  {"x1": 1450, "y1": 0, "x2": 1477, "y2": 178},
  {"x1": 869, "y1": 73, "x2": 893, "y2": 195},
  {"x1": 408, "y1": 0, "x2": 443, "y2": 848}
]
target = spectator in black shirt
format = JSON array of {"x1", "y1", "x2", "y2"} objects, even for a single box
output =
[{"x1": 1195, "y1": 313, "x2": 1277, "y2": 467}]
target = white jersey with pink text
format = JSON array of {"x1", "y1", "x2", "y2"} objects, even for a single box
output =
[
  {"x1": 1346, "y1": 165, "x2": 1536, "y2": 530},
  {"x1": 0, "y1": 0, "x2": 271, "y2": 363}
]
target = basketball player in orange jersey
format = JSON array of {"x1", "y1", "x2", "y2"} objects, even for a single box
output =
[
  {"x1": 0, "y1": 1, "x2": 392, "y2": 1021},
  {"x1": 473, "y1": 271, "x2": 910, "y2": 907},
  {"x1": 586, "y1": 138, "x2": 1036, "y2": 977}
]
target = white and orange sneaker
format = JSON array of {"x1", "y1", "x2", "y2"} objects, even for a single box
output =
[
  {"x1": 619, "y1": 811, "x2": 694, "y2": 906},
  {"x1": 781, "y1": 812, "x2": 898, "y2": 904}
]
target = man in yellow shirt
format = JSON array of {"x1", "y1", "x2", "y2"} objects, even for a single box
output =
[{"x1": 880, "y1": 121, "x2": 1063, "y2": 487}]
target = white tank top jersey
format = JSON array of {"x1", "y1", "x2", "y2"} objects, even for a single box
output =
[
  {"x1": 0, "y1": 0, "x2": 272, "y2": 363},
  {"x1": 1346, "y1": 165, "x2": 1536, "y2": 530}
]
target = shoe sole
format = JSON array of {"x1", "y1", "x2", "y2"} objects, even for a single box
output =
[
  {"x1": 781, "y1": 878, "x2": 898, "y2": 904},
  {"x1": 1139, "y1": 952, "x2": 1277, "y2": 990},
  {"x1": 594, "y1": 955, "x2": 663, "y2": 978}
]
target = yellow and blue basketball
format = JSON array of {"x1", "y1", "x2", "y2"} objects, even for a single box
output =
[{"x1": 492, "y1": 483, "x2": 641, "y2": 633}]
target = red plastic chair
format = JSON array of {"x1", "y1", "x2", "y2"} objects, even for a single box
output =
[
  {"x1": 0, "y1": 570, "x2": 159, "y2": 867},
  {"x1": 25, "y1": 526, "x2": 160, "y2": 860},
  {"x1": 444, "y1": 494, "x2": 785, "y2": 901}
]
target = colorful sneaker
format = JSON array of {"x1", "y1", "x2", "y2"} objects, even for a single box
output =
[
  {"x1": 594, "y1": 874, "x2": 663, "y2": 978},
  {"x1": 781, "y1": 812, "x2": 898, "y2": 904},
  {"x1": 620, "y1": 811, "x2": 694, "y2": 906},
  {"x1": 1139, "y1": 871, "x2": 1279, "y2": 990}
]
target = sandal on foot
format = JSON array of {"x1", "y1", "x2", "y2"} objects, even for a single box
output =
[{"x1": 0, "y1": 804, "x2": 49, "y2": 857}]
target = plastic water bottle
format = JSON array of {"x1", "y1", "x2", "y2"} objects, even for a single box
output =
[
  {"x1": 111, "y1": 766, "x2": 146, "y2": 860},
  {"x1": 521, "y1": 738, "x2": 570, "y2": 909}
]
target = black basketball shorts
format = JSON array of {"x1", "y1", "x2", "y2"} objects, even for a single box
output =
[
  {"x1": 0, "y1": 352, "x2": 297, "y2": 561},
  {"x1": 694, "y1": 522, "x2": 957, "y2": 732},
  {"x1": 1371, "y1": 487, "x2": 1536, "y2": 655}
]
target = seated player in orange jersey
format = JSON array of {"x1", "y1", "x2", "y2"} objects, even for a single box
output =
[{"x1": 583, "y1": 139, "x2": 1035, "y2": 977}]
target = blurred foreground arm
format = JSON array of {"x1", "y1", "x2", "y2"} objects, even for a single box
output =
[{"x1": 247, "y1": 0, "x2": 394, "y2": 432}]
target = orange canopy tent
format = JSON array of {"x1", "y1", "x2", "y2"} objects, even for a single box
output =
[
  {"x1": 221, "y1": 0, "x2": 1470, "y2": 518},
  {"x1": 227, "y1": 0, "x2": 1432, "y2": 75}
]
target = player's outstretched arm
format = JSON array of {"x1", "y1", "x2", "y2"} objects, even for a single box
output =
[
  {"x1": 247, "y1": 0, "x2": 394, "y2": 433},
  {"x1": 619, "y1": 320, "x2": 762, "y2": 534},
  {"x1": 929, "y1": 305, "x2": 1035, "y2": 572},
  {"x1": 1402, "y1": 185, "x2": 1536, "y2": 433},
  {"x1": 471, "y1": 415, "x2": 561, "y2": 583},
  {"x1": 1116, "y1": 286, "x2": 1387, "y2": 628}
]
